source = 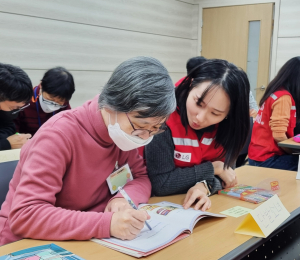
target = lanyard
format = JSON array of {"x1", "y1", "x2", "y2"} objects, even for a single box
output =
[{"x1": 34, "y1": 87, "x2": 55, "y2": 128}]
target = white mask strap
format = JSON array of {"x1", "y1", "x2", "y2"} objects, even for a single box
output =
[
  {"x1": 108, "y1": 113, "x2": 111, "y2": 125},
  {"x1": 108, "y1": 112, "x2": 118, "y2": 125}
]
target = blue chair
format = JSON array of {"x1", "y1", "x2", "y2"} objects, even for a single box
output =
[{"x1": 0, "y1": 160, "x2": 18, "y2": 207}]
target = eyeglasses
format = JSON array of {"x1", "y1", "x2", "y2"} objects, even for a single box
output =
[
  {"x1": 41, "y1": 93, "x2": 67, "y2": 108},
  {"x1": 11, "y1": 103, "x2": 30, "y2": 114},
  {"x1": 126, "y1": 113, "x2": 167, "y2": 137}
]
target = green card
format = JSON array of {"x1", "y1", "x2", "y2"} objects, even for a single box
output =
[
  {"x1": 106, "y1": 164, "x2": 133, "y2": 194},
  {"x1": 220, "y1": 206, "x2": 252, "y2": 218}
]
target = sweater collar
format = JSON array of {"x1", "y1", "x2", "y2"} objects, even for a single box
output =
[{"x1": 85, "y1": 95, "x2": 114, "y2": 147}]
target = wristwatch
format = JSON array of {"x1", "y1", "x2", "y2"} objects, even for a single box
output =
[{"x1": 196, "y1": 180, "x2": 211, "y2": 196}]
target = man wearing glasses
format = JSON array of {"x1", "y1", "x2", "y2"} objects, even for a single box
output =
[
  {"x1": 0, "y1": 63, "x2": 33, "y2": 151},
  {"x1": 14, "y1": 67, "x2": 75, "y2": 136}
]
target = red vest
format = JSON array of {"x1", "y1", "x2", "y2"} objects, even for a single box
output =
[
  {"x1": 175, "y1": 76, "x2": 186, "y2": 87},
  {"x1": 167, "y1": 111, "x2": 224, "y2": 167},
  {"x1": 248, "y1": 90, "x2": 296, "y2": 161}
]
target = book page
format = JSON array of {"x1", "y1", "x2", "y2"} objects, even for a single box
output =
[
  {"x1": 98, "y1": 218, "x2": 188, "y2": 253},
  {"x1": 139, "y1": 201, "x2": 224, "y2": 231},
  {"x1": 93, "y1": 201, "x2": 225, "y2": 254}
]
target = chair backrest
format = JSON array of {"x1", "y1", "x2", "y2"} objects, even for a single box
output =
[
  {"x1": 0, "y1": 160, "x2": 18, "y2": 207},
  {"x1": 0, "y1": 149, "x2": 20, "y2": 207},
  {"x1": 240, "y1": 117, "x2": 254, "y2": 155}
]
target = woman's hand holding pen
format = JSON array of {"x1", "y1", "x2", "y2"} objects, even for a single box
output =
[
  {"x1": 182, "y1": 183, "x2": 211, "y2": 211},
  {"x1": 212, "y1": 161, "x2": 237, "y2": 188},
  {"x1": 104, "y1": 198, "x2": 132, "y2": 213},
  {"x1": 110, "y1": 209, "x2": 150, "y2": 240}
]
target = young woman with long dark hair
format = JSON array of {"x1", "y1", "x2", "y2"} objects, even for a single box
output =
[
  {"x1": 248, "y1": 56, "x2": 300, "y2": 171},
  {"x1": 145, "y1": 59, "x2": 250, "y2": 211}
]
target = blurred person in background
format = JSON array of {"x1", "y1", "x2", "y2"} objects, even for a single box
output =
[
  {"x1": 0, "y1": 63, "x2": 32, "y2": 150},
  {"x1": 15, "y1": 67, "x2": 75, "y2": 136}
]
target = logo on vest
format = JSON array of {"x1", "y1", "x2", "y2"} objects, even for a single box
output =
[
  {"x1": 256, "y1": 113, "x2": 264, "y2": 125},
  {"x1": 174, "y1": 151, "x2": 191, "y2": 162}
]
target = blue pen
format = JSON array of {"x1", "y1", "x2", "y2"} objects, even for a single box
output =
[{"x1": 118, "y1": 186, "x2": 152, "y2": 230}]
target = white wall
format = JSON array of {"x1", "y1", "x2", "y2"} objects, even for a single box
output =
[
  {"x1": 276, "y1": 0, "x2": 300, "y2": 73},
  {"x1": 0, "y1": 0, "x2": 198, "y2": 107}
]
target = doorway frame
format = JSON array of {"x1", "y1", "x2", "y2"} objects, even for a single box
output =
[{"x1": 197, "y1": 0, "x2": 280, "y2": 80}]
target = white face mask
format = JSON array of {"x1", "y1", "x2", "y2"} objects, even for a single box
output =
[
  {"x1": 107, "y1": 113, "x2": 153, "y2": 151},
  {"x1": 39, "y1": 93, "x2": 61, "y2": 113}
]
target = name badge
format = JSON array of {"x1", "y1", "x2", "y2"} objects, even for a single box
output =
[
  {"x1": 106, "y1": 164, "x2": 133, "y2": 194},
  {"x1": 174, "y1": 151, "x2": 191, "y2": 162}
]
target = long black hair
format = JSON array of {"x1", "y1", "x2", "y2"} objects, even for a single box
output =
[
  {"x1": 259, "y1": 56, "x2": 300, "y2": 122},
  {"x1": 186, "y1": 56, "x2": 207, "y2": 75},
  {"x1": 176, "y1": 59, "x2": 250, "y2": 168}
]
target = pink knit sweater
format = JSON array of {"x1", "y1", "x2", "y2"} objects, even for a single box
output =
[{"x1": 0, "y1": 95, "x2": 151, "y2": 245}]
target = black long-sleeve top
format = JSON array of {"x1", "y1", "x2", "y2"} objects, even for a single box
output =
[
  {"x1": 145, "y1": 127, "x2": 223, "y2": 196},
  {"x1": 0, "y1": 118, "x2": 15, "y2": 151}
]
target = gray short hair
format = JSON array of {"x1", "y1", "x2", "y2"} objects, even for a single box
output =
[{"x1": 98, "y1": 56, "x2": 176, "y2": 118}]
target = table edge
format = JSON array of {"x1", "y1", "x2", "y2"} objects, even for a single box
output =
[
  {"x1": 219, "y1": 206, "x2": 300, "y2": 260},
  {"x1": 277, "y1": 142, "x2": 299, "y2": 149}
]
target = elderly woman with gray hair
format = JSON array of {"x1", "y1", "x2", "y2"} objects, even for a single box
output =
[{"x1": 0, "y1": 57, "x2": 176, "y2": 246}]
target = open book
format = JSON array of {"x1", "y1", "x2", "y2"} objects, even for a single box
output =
[{"x1": 92, "y1": 201, "x2": 225, "y2": 258}]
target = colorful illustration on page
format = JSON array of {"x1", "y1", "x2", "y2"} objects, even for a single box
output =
[
  {"x1": 140, "y1": 205, "x2": 160, "y2": 211},
  {"x1": 156, "y1": 206, "x2": 178, "y2": 216}
]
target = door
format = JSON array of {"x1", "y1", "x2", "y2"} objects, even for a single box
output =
[{"x1": 201, "y1": 4, "x2": 273, "y2": 103}]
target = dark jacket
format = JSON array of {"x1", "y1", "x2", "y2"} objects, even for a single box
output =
[
  {"x1": 0, "y1": 118, "x2": 15, "y2": 151},
  {"x1": 14, "y1": 86, "x2": 71, "y2": 136}
]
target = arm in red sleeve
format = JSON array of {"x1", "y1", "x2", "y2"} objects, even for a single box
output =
[{"x1": 9, "y1": 129, "x2": 113, "y2": 241}]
